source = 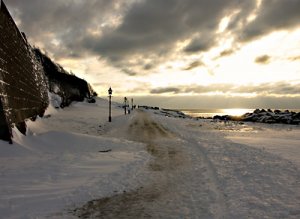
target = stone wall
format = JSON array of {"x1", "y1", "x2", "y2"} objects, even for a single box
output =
[{"x1": 0, "y1": 0, "x2": 48, "y2": 142}]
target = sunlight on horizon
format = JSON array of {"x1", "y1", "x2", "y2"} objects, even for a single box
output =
[{"x1": 222, "y1": 108, "x2": 253, "y2": 116}]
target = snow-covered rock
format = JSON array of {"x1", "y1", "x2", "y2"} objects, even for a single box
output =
[{"x1": 213, "y1": 109, "x2": 300, "y2": 125}]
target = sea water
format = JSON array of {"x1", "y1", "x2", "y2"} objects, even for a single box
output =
[{"x1": 179, "y1": 108, "x2": 300, "y2": 118}]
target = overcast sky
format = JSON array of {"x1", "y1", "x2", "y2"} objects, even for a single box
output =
[{"x1": 5, "y1": 0, "x2": 300, "y2": 108}]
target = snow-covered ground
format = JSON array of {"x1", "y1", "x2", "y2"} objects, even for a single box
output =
[
  {"x1": 0, "y1": 98, "x2": 299, "y2": 218},
  {"x1": 222, "y1": 122, "x2": 300, "y2": 167},
  {"x1": 0, "y1": 98, "x2": 150, "y2": 218}
]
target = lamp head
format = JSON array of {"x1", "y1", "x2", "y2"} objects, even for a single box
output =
[{"x1": 108, "y1": 87, "x2": 112, "y2": 95}]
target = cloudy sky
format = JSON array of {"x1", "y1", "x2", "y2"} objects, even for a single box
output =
[{"x1": 6, "y1": 0, "x2": 300, "y2": 109}]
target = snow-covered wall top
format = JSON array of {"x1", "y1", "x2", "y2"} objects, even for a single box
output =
[
  {"x1": 0, "y1": 0, "x2": 49, "y2": 141},
  {"x1": 33, "y1": 48, "x2": 94, "y2": 107}
]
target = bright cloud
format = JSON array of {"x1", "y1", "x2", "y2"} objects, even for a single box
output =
[{"x1": 6, "y1": 0, "x2": 300, "y2": 108}]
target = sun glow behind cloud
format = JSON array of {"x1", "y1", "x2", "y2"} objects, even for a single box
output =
[
  {"x1": 128, "y1": 28, "x2": 300, "y2": 94},
  {"x1": 7, "y1": 0, "x2": 300, "y2": 108},
  {"x1": 54, "y1": 23, "x2": 300, "y2": 101}
]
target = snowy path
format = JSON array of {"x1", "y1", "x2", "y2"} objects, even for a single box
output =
[
  {"x1": 127, "y1": 111, "x2": 229, "y2": 218},
  {"x1": 74, "y1": 110, "x2": 227, "y2": 218},
  {"x1": 74, "y1": 109, "x2": 299, "y2": 219},
  {"x1": 0, "y1": 100, "x2": 299, "y2": 218}
]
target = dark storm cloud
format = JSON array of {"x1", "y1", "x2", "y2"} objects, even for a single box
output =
[
  {"x1": 143, "y1": 63, "x2": 153, "y2": 70},
  {"x1": 255, "y1": 55, "x2": 271, "y2": 64},
  {"x1": 213, "y1": 49, "x2": 236, "y2": 60},
  {"x1": 184, "y1": 60, "x2": 204, "y2": 71},
  {"x1": 82, "y1": 0, "x2": 255, "y2": 68},
  {"x1": 183, "y1": 34, "x2": 216, "y2": 53},
  {"x1": 240, "y1": 0, "x2": 300, "y2": 42},
  {"x1": 219, "y1": 49, "x2": 235, "y2": 58},
  {"x1": 150, "y1": 87, "x2": 180, "y2": 94},
  {"x1": 121, "y1": 68, "x2": 137, "y2": 76},
  {"x1": 152, "y1": 82, "x2": 300, "y2": 96},
  {"x1": 6, "y1": 0, "x2": 300, "y2": 72},
  {"x1": 235, "y1": 82, "x2": 300, "y2": 95},
  {"x1": 5, "y1": 0, "x2": 125, "y2": 58},
  {"x1": 183, "y1": 84, "x2": 233, "y2": 94}
]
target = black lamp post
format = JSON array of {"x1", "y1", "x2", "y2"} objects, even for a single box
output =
[
  {"x1": 124, "y1": 97, "x2": 127, "y2": 115},
  {"x1": 108, "y1": 87, "x2": 112, "y2": 122}
]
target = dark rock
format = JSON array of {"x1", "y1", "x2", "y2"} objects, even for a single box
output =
[
  {"x1": 264, "y1": 117, "x2": 276, "y2": 124},
  {"x1": 215, "y1": 109, "x2": 299, "y2": 125},
  {"x1": 87, "y1": 98, "x2": 96, "y2": 103},
  {"x1": 242, "y1": 113, "x2": 257, "y2": 122},
  {"x1": 30, "y1": 115, "x2": 37, "y2": 121},
  {"x1": 243, "y1": 112, "x2": 253, "y2": 117},
  {"x1": 213, "y1": 115, "x2": 231, "y2": 121},
  {"x1": 99, "y1": 149, "x2": 112, "y2": 153},
  {"x1": 213, "y1": 115, "x2": 223, "y2": 120},
  {"x1": 254, "y1": 109, "x2": 261, "y2": 114},
  {"x1": 274, "y1": 110, "x2": 281, "y2": 114},
  {"x1": 139, "y1": 105, "x2": 159, "y2": 110},
  {"x1": 291, "y1": 120, "x2": 300, "y2": 125},
  {"x1": 15, "y1": 121, "x2": 26, "y2": 135},
  {"x1": 293, "y1": 112, "x2": 300, "y2": 119}
]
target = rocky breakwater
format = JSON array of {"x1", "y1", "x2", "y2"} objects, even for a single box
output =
[{"x1": 213, "y1": 109, "x2": 300, "y2": 125}]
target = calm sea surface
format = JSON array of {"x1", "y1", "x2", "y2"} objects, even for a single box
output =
[{"x1": 178, "y1": 108, "x2": 300, "y2": 118}]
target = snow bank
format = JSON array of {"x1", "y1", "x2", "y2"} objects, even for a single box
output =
[{"x1": 0, "y1": 98, "x2": 149, "y2": 218}]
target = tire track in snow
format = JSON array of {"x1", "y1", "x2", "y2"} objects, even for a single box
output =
[
  {"x1": 73, "y1": 110, "x2": 187, "y2": 218},
  {"x1": 73, "y1": 110, "x2": 228, "y2": 218},
  {"x1": 182, "y1": 137, "x2": 229, "y2": 219}
]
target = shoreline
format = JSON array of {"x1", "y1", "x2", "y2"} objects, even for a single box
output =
[
  {"x1": 212, "y1": 109, "x2": 300, "y2": 125},
  {"x1": 181, "y1": 108, "x2": 300, "y2": 118},
  {"x1": 139, "y1": 105, "x2": 300, "y2": 125}
]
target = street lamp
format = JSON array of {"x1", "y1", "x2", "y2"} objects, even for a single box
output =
[
  {"x1": 124, "y1": 97, "x2": 128, "y2": 115},
  {"x1": 108, "y1": 87, "x2": 112, "y2": 122}
]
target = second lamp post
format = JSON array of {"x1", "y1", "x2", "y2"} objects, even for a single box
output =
[{"x1": 108, "y1": 87, "x2": 112, "y2": 122}]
